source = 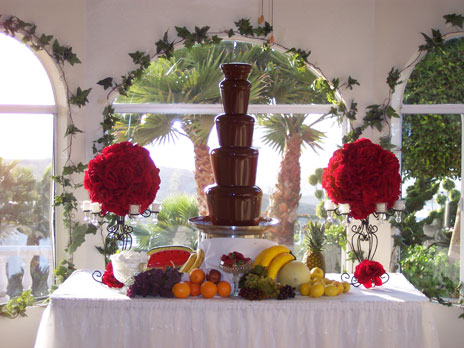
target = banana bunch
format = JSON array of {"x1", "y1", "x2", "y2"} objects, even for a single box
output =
[
  {"x1": 253, "y1": 245, "x2": 295, "y2": 280},
  {"x1": 179, "y1": 248, "x2": 205, "y2": 273}
]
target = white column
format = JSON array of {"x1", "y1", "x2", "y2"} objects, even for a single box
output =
[{"x1": 21, "y1": 255, "x2": 33, "y2": 292}]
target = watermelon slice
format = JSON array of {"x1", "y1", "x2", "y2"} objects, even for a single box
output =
[{"x1": 147, "y1": 245, "x2": 193, "y2": 269}]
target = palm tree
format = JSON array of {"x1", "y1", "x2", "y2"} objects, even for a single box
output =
[
  {"x1": 114, "y1": 41, "x2": 268, "y2": 215},
  {"x1": 254, "y1": 48, "x2": 334, "y2": 246},
  {"x1": 259, "y1": 114, "x2": 326, "y2": 245},
  {"x1": 133, "y1": 194, "x2": 199, "y2": 249}
]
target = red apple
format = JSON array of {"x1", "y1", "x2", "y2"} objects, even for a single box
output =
[{"x1": 206, "y1": 269, "x2": 222, "y2": 284}]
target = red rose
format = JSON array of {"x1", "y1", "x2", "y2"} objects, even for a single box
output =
[
  {"x1": 322, "y1": 138, "x2": 400, "y2": 220},
  {"x1": 354, "y1": 259, "x2": 386, "y2": 288},
  {"x1": 84, "y1": 141, "x2": 161, "y2": 216},
  {"x1": 102, "y1": 262, "x2": 124, "y2": 288}
]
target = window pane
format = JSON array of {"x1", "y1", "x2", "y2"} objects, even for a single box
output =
[
  {"x1": 0, "y1": 113, "x2": 53, "y2": 301},
  {"x1": 400, "y1": 113, "x2": 461, "y2": 299},
  {"x1": 0, "y1": 33, "x2": 54, "y2": 105}
]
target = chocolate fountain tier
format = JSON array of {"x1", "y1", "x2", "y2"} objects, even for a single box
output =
[
  {"x1": 205, "y1": 185, "x2": 262, "y2": 226},
  {"x1": 210, "y1": 147, "x2": 258, "y2": 186},
  {"x1": 220, "y1": 63, "x2": 251, "y2": 115},
  {"x1": 215, "y1": 114, "x2": 255, "y2": 147}
]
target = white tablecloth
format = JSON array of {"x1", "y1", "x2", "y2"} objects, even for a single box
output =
[{"x1": 35, "y1": 270, "x2": 439, "y2": 348}]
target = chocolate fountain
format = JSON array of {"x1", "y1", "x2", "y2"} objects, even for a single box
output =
[{"x1": 189, "y1": 63, "x2": 278, "y2": 239}]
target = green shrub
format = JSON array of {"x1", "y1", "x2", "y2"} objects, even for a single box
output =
[{"x1": 400, "y1": 244, "x2": 460, "y2": 299}]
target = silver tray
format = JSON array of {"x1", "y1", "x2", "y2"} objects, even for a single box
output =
[{"x1": 188, "y1": 216, "x2": 279, "y2": 237}]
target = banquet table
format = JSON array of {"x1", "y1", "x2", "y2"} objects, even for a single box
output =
[{"x1": 34, "y1": 270, "x2": 439, "y2": 348}]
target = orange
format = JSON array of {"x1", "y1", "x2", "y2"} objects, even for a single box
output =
[
  {"x1": 189, "y1": 268, "x2": 205, "y2": 284},
  {"x1": 190, "y1": 282, "x2": 201, "y2": 297},
  {"x1": 172, "y1": 282, "x2": 190, "y2": 298},
  {"x1": 200, "y1": 281, "x2": 217, "y2": 298},
  {"x1": 217, "y1": 281, "x2": 231, "y2": 298}
]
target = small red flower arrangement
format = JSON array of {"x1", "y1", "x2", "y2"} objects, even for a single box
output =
[
  {"x1": 354, "y1": 259, "x2": 386, "y2": 288},
  {"x1": 84, "y1": 141, "x2": 161, "y2": 216},
  {"x1": 102, "y1": 262, "x2": 124, "y2": 288},
  {"x1": 321, "y1": 138, "x2": 401, "y2": 220}
]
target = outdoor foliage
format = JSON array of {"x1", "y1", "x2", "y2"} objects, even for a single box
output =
[{"x1": 400, "y1": 245, "x2": 460, "y2": 299}]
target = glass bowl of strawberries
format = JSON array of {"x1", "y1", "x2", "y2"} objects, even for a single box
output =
[{"x1": 219, "y1": 251, "x2": 252, "y2": 296}]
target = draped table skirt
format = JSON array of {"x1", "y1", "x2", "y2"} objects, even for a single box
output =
[{"x1": 35, "y1": 270, "x2": 439, "y2": 348}]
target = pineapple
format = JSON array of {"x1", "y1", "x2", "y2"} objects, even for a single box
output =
[{"x1": 302, "y1": 220, "x2": 326, "y2": 273}]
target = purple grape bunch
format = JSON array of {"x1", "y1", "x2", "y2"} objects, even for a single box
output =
[{"x1": 127, "y1": 267, "x2": 182, "y2": 298}]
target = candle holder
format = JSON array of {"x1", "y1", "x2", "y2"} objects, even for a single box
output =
[
  {"x1": 324, "y1": 199, "x2": 405, "y2": 287},
  {"x1": 81, "y1": 201, "x2": 161, "y2": 250}
]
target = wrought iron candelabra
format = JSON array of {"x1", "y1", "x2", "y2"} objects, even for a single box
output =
[
  {"x1": 324, "y1": 199, "x2": 405, "y2": 287},
  {"x1": 81, "y1": 201, "x2": 161, "y2": 250}
]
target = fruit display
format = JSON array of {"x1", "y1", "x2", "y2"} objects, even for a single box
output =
[
  {"x1": 302, "y1": 220, "x2": 326, "y2": 272},
  {"x1": 147, "y1": 245, "x2": 193, "y2": 270},
  {"x1": 179, "y1": 248, "x2": 205, "y2": 273}
]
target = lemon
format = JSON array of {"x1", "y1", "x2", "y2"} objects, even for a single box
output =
[
  {"x1": 333, "y1": 281, "x2": 344, "y2": 295},
  {"x1": 309, "y1": 282, "x2": 325, "y2": 298},
  {"x1": 310, "y1": 267, "x2": 324, "y2": 280},
  {"x1": 324, "y1": 284, "x2": 338, "y2": 297},
  {"x1": 299, "y1": 283, "x2": 311, "y2": 296},
  {"x1": 342, "y1": 281, "x2": 351, "y2": 293}
]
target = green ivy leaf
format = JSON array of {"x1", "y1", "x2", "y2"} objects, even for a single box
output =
[
  {"x1": 64, "y1": 124, "x2": 83, "y2": 136},
  {"x1": 347, "y1": 76, "x2": 359, "y2": 90},
  {"x1": 419, "y1": 29, "x2": 444, "y2": 51},
  {"x1": 443, "y1": 13, "x2": 464, "y2": 28},
  {"x1": 69, "y1": 87, "x2": 91, "y2": 107},
  {"x1": 54, "y1": 259, "x2": 76, "y2": 284},
  {"x1": 235, "y1": 18, "x2": 254, "y2": 36},
  {"x1": 66, "y1": 222, "x2": 97, "y2": 254},
  {"x1": 386, "y1": 67, "x2": 402, "y2": 92},
  {"x1": 62, "y1": 162, "x2": 87, "y2": 175},
  {"x1": 38, "y1": 33, "x2": 53, "y2": 46},
  {"x1": 97, "y1": 77, "x2": 114, "y2": 90},
  {"x1": 155, "y1": 31, "x2": 175, "y2": 58},
  {"x1": 129, "y1": 50, "x2": 150, "y2": 69},
  {"x1": 194, "y1": 26, "x2": 210, "y2": 44},
  {"x1": 175, "y1": 26, "x2": 191, "y2": 39}
]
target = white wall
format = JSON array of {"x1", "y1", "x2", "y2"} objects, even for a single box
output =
[{"x1": 1, "y1": 1, "x2": 464, "y2": 347}]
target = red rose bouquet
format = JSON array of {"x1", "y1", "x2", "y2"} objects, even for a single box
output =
[
  {"x1": 321, "y1": 138, "x2": 401, "y2": 220},
  {"x1": 84, "y1": 141, "x2": 161, "y2": 216},
  {"x1": 354, "y1": 259, "x2": 386, "y2": 288},
  {"x1": 102, "y1": 262, "x2": 124, "y2": 288}
]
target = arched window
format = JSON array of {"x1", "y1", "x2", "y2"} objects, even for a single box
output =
[
  {"x1": 0, "y1": 33, "x2": 56, "y2": 302},
  {"x1": 110, "y1": 40, "x2": 343, "y2": 258},
  {"x1": 392, "y1": 35, "x2": 464, "y2": 298}
]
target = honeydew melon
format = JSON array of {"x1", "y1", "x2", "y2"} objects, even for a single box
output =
[{"x1": 277, "y1": 260, "x2": 311, "y2": 288}]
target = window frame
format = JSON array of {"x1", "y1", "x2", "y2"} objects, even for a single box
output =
[
  {"x1": 0, "y1": 31, "x2": 68, "y2": 299},
  {"x1": 390, "y1": 32, "x2": 464, "y2": 287}
]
